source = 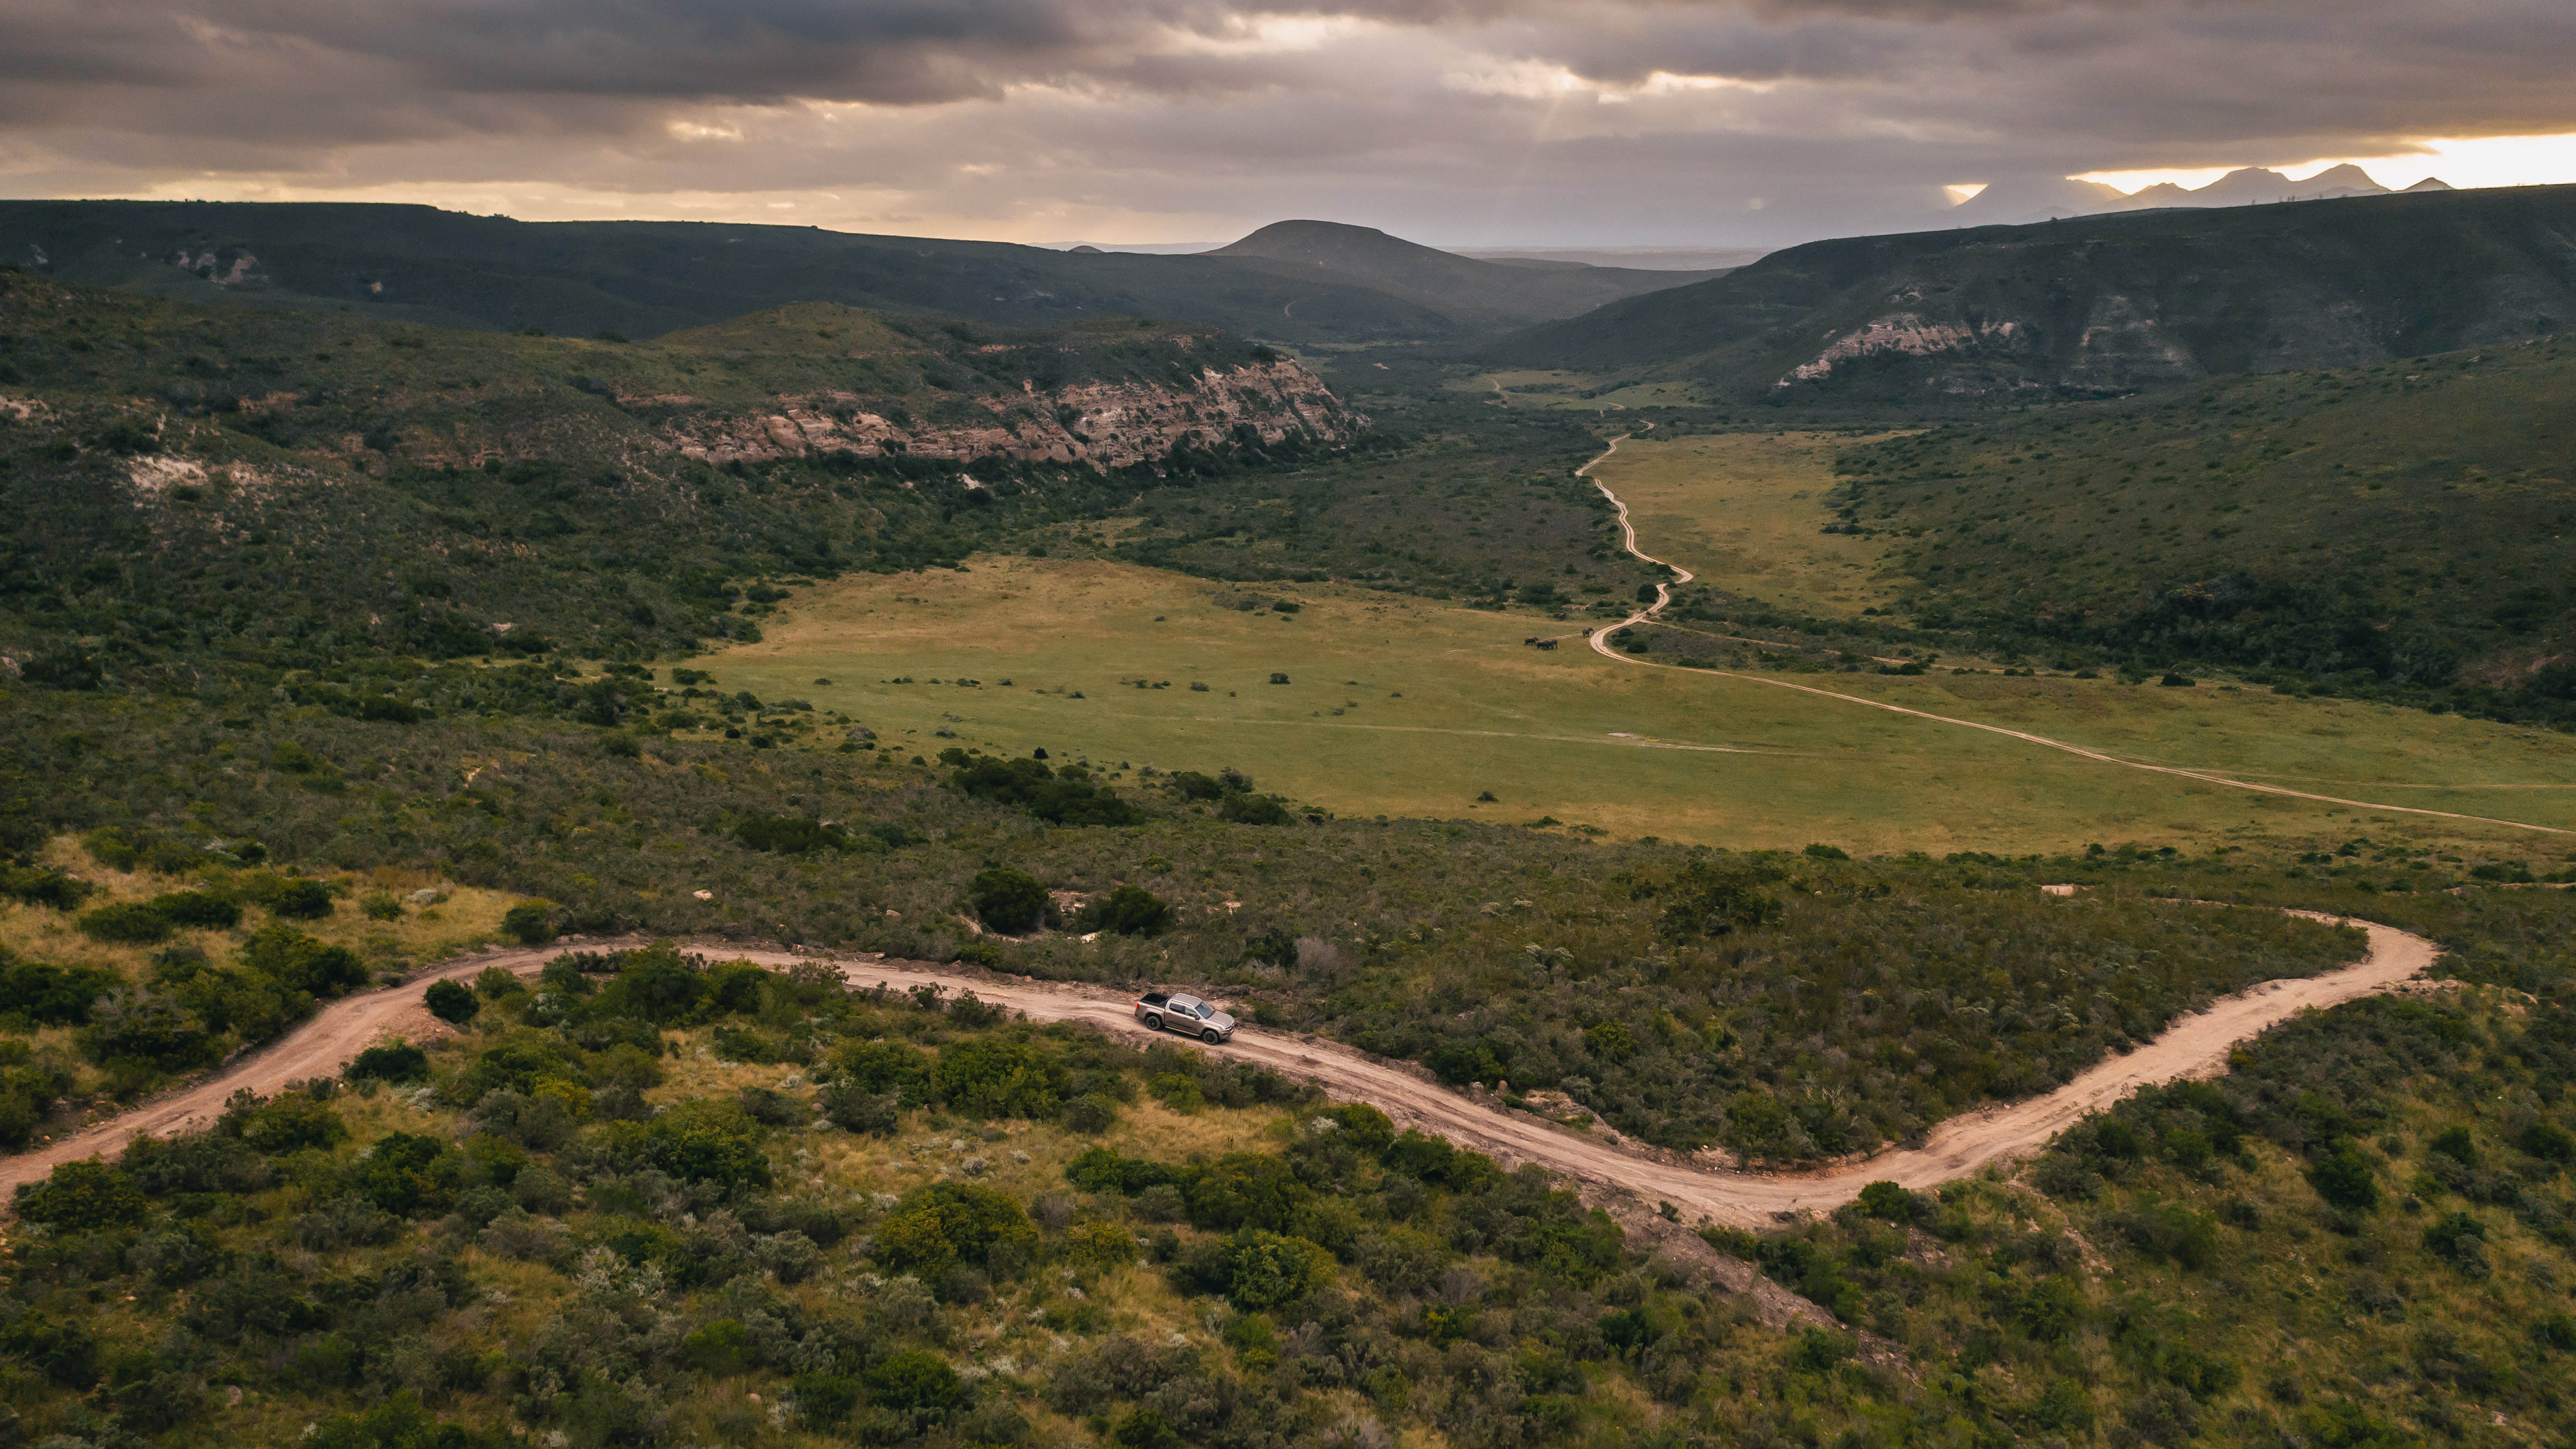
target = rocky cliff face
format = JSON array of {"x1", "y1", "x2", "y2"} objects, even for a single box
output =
[{"x1": 659, "y1": 357, "x2": 1363, "y2": 470}]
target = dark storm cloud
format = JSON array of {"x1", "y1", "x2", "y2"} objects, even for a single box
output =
[{"x1": 2, "y1": 0, "x2": 2572, "y2": 244}]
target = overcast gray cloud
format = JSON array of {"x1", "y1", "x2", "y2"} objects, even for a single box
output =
[{"x1": 2, "y1": 0, "x2": 2572, "y2": 246}]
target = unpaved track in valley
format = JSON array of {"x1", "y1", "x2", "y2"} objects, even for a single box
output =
[
  {"x1": 1578, "y1": 442, "x2": 2570, "y2": 836},
  {"x1": 2, "y1": 918, "x2": 2433, "y2": 1230}
]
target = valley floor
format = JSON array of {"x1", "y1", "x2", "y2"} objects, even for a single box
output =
[{"x1": 683, "y1": 551, "x2": 2576, "y2": 859}]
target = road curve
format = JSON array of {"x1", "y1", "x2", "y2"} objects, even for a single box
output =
[
  {"x1": 1577, "y1": 454, "x2": 2570, "y2": 837},
  {"x1": 1, "y1": 917, "x2": 2434, "y2": 1226}
]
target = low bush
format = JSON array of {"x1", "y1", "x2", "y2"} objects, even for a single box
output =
[
  {"x1": 873, "y1": 1182, "x2": 1038, "y2": 1279},
  {"x1": 1081, "y1": 885, "x2": 1173, "y2": 938},
  {"x1": 425, "y1": 979, "x2": 480, "y2": 1024},
  {"x1": 968, "y1": 866, "x2": 1049, "y2": 933}
]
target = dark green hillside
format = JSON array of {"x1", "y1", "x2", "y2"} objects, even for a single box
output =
[
  {"x1": 0, "y1": 201, "x2": 1700, "y2": 345},
  {"x1": 1483, "y1": 184, "x2": 2576, "y2": 409},
  {"x1": 1832, "y1": 335, "x2": 2576, "y2": 720},
  {"x1": 1210, "y1": 220, "x2": 1723, "y2": 331},
  {"x1": 0, "y1": 271, "x2": 1358, "y2": 687}
]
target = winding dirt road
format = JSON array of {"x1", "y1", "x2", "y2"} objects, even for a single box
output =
[
  {"x1": 1577, "y1": 436, "x2": 2570, "y2": 837},
  {"x1": 0, "y1": 442, "x2": 2467, "y2": 1227},
  {"x1": 2, "y1": 917, "x2": 2433, "y2": 1231}
]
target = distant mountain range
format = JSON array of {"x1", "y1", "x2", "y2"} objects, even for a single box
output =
[
  {"x1": 1205, "y1": 221, "x2": 1726, "y2": 331},
  {"x1": 1481, "y1": 182, "x2": 2576, "y2": 407},
  {"x1": 0, "y1": 202, "x2": 1707, "y2": 346},
  {"x1": 1949, "y1": 165, "x2": 2453, "y2": 228}
]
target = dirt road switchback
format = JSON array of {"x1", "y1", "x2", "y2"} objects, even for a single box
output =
[{"x1": 0, "y1": 914, "x2": 2434, "y2": 1229}]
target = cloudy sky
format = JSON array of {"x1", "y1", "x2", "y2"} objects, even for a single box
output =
[{"x1": 4, "y1": 0, "x2": 2573, "y2": 248}]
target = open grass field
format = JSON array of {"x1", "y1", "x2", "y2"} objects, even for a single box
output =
[
  {"x1": 1586, "y1": 429, "x2": 1908, "y2": 619},
  {"x1": 1457, "y1": 368, "x2": 1715, "y2": 412},
  {"x1": 685, "y1": 550, "x2": 2576, "y2": 860}
]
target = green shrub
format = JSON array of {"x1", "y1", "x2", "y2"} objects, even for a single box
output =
[
  {"x1": 77, "y1": 901, "x2": 176, "y2": 944},
  {"x1": 583, "y1": 945, "x2": 709, "y2": 1023},
  {"x1": 238, "y1": 925, "x2": 368, "y2": 998},
  {"x1": 792, "y1": 1371, "x2": 863, "y2": 1426},
  {"x1": 968, "y1": 867, "x2": 1049, "y2": 933},
  {"x1": 819, "y1": 1081, "x2": 902, "y2": 1135},
  {"x1": 0, "y1": 865, "x2": 94, "y2": 911},
  {"x1": 232, "y1": 1093, "x2": 347, "y2": 1154},
  {"x1": 15, "y1": 1160, "x2": 149, "y2": 1230},
  {"x1": 943, "y1": 752, "x2": 1142, "y2": 826},
  {"x1": 305, "y1": 1392, "x2": 482, "y2": 1449},
  {"x1": 640, "y1": 1100, "x2": 772, "y2": 1189},
  {"x1": 346, "y1": 1040, "x2": 431, "y2": 1082},
  {"x1": 77, "y1": 991, "x2": 221, "y2": 1073},
  {"x1": 683, "y1": 1318, "x2": 751, "y2": 1376},
  {"x1": 152, "y1": 891, "x2": 240, "y2": 930},
  {"x1": 261, "y1": 878, "x2": 337, "y2": 920},
  {"x1": 500, "y1": 901, "x2": 557, "y2": 945},
  {"x1": 1219, "y1": 793, "x2": 1292, "y2": 826},
  {"x1": 1060, "y1": 1094, "x2": 1120, "y2": 1133},
  {"x1": 1065, "y1": 1146, "x2": 1176, "y2": 1196},
  {"x1": 931, "y1": 1036, "x2": 1066, "y2": 1119},
  {"x1": 343, "y1": 1132, "x2": 460, "y2": 1215},
  {"x1": 1855, "y1": 1181, "x2": 1912, "y2": 1222},
  {"x1": 1112, "y1": 1406, "x2": 1183, "y2": 1449},
  {"x1": 0, "y1": 956, "x2": 122, "y2": 1027},
  {"x1": 1081, "y1": 885, "x2": 1173, "y2": 938},
  {"x1": 2306, "y1": 1143, "x2": 2380, "y2": 1210},
  {"x1": 425, "y1": 980, "x2": 480, "y2": 1024},
  {"x1": 1221, "y1": 1228, "x2": 1334, "y2": 1309},
  {"x1": 1066, "y1": 1220, "x2": 1139, "y2": 1269},
  {"x1": 873, "y1": 1182, "x2": 1038, "y2": 1278},
  {"x1": 1658, "y1": 861, "x2": 1785, "y2": 939},
  {"x1": 1147, "y1": 1071, "x2": 1203, "y2": 1112},
  {"x1": 2524, "y1": 1121, "x2": 2576, "y2": 1163},
  {"x1": 2422, "y1": 1210, "x2": 2488, "y2": 1268},
  {"x1": 734, "y1": 816, "x2": 853, "y2": 854},
  {"x1": 865, "y1": 1350, "x2": 963, "y2": 1413}
]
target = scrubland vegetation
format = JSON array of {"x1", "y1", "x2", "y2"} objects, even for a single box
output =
[
  {"x1": 1829, "y1": 336, "x2": 2576, "y2": 722},
  {"x1": 0, "y1": 687, "x2": 2398, "y2": 1163},
  {"x1": 11, "y1": 229, "x2": 2576, "y2": 1448},
  {"x1": 13, "y1": 922, "x2": 2576, "y2": 1447}
]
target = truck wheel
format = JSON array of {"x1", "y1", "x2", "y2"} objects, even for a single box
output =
[
  {"x1": 1202, "y1": 1029, "x2": 1223, "y2": 1045},
  {"x1": 1143, "y1": 1014, "x2": 1162, "y2": 1031}
]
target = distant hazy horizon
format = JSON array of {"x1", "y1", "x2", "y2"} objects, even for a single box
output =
[{"x1": 6, "y1": 1, "x2": 2575, "y2": 249}]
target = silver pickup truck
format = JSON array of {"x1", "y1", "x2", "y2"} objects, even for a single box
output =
[{"x1": 1136, "y1": 990, "x2": 1237, "y2": 1043}]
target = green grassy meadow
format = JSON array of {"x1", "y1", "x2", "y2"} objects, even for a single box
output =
[
  {"x1": 689, "y1": 552, "x2": 2576, "y2": 859},
  {"x1": 1586, "y1": 430, "x2": 1908, "y2": 619}
]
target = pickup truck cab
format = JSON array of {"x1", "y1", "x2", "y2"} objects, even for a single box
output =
[{"x1": 1136, "y1": 990, "x2": 1236, "y2": 1044}]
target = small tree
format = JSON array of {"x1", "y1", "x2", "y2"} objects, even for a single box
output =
[
  {"x1": 968, "y1": 867, "x2": 1048, "y2": 933},
  {"x1": 1220, "y1": 794, "x2": 1291, "y2": 826},
  {"x1": 2306, "y1": 1142, "x2": 2379, "y2": 1210},
  {"x1": 1082, "y1": 885, "x2": 1173, "y2": 938},
  {"x1": 266, "y1": 879, "x2": 337, "y2": 920},
  {"x1": 424, "y1": 980, "x2": 480, "y2": 1025},
  {"x1": 865, "y1": 1350, "x2": 963, "y2": 1413},
  {"x1": 500, "y1": 901, "x2": 557, "y2": 945},
  {"x1": 1855, "y1": 1181, "x2": 1912, "y2": 1221}
]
